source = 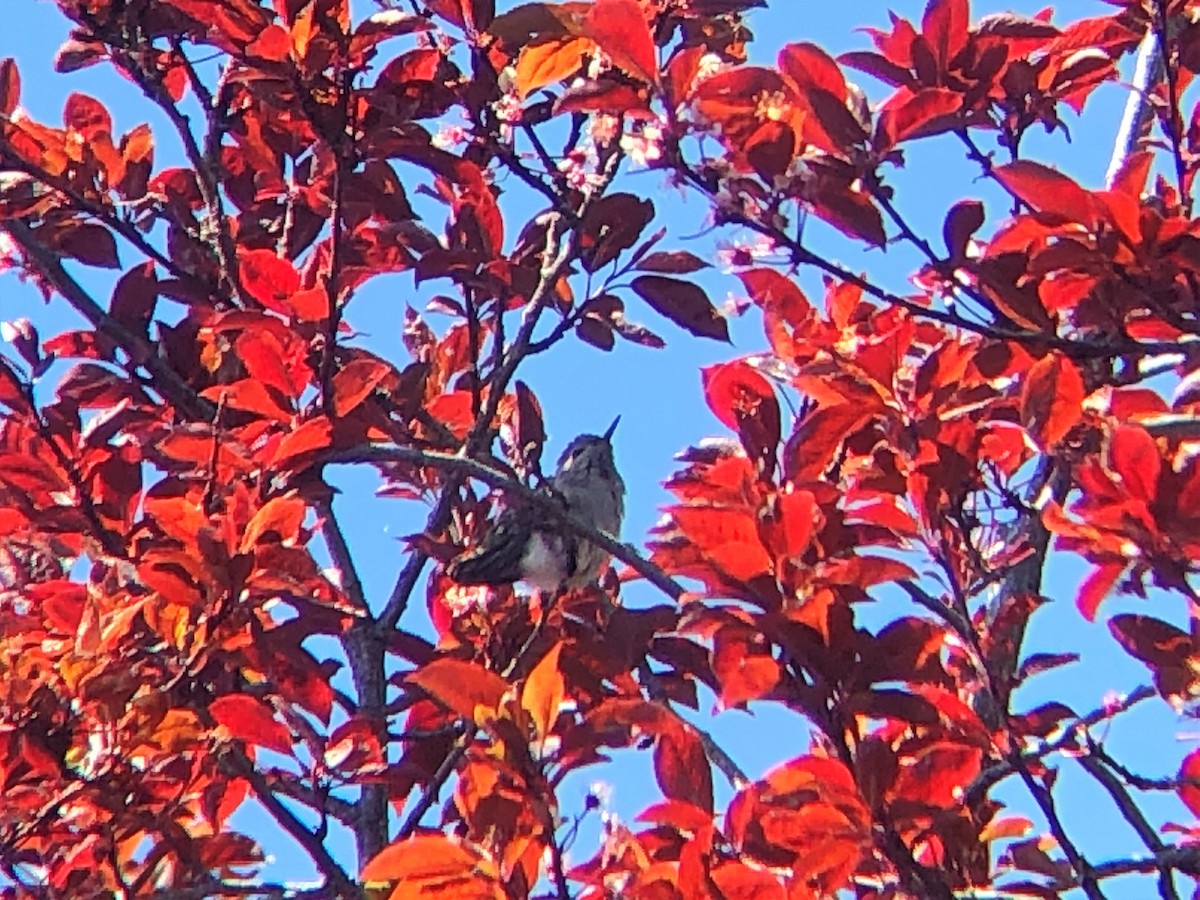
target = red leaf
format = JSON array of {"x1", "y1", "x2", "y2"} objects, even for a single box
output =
[
  {"x1": 554, "y1": 78, "x2": 652, "y2": 117},
  {"x1": 921, "y1": 0, "x2": 969, "y2": 70},
  {"x1": 271, "y1": 418, "x2": 333, "y2": 467},
  {"x1": 583, "y1": 0, "x2": 658, "y2": 85},
  {"x1": 1108, "y1": 424, "x2": 1160, "y2": 504},
  {"x1": 63, "y1": 92, "x2": 111, "y2": 140},
  {"x1": 236, "y1": 330, "x2": 300, "y2": 400},
  {"x1": 702, "y1": 361, "x2": 780, "y2": 475},
  {"x1": 238, "y1": 249, "x2": 301, "y2": 312},
  {"x1": 210, "y1": 695, "x2": 293, "y2": 755},
  {"x1": 1020, "y1": 353, "x2": 1085, "y2": 450},
  {"x1": 993, "y1": 160, "x2": 1101, "y2": 228},
  {"x1": 203, "y1": 378, "x2": 291, "y2": 422},
  {"x1": 331, "y1": 357, "x2": 394, "y2": 417},
  {"x1": 110, "y1": 262, "x2": 158, "y2": 334},
  {"x1": 776, "y1": 486, "x2": 819, "y2": 559},
  {"x1": 808, "y1": 183, "x2": 887, "y2": 246},
  {"x1": 1110, "y1": 150, "x2": 1152, "y2": 199},
  {"x1": 576, "y1": 315, "x2": 615, "y2": 351},
  {"x1": 654, "y1": 723, "x2": 714, "y2": 813},
  {"x1": 778, "y1": 42, "x2": 846, "y2": 99},
  {"x1": 710, "y1": 862, "x2": 788, "y2": 899},
  {"x1": 892, "y1": 740, "x2": 982, "y2": 808},
  {"x1": 838, "y1": 50, "x2": 914, "y2": 88},
  {"x1": 631, "y1": 275, "x2": 730, "y2": 342},
  {"x1": 1179, "y1": 749, "x2": 1200, "y2": 818},
  {"x1": 635, "y1": 250, "x2": 711, "y2": 274},
  {"x1": 1110, "y1": 614, "x2": 1189, "y2": 670},
  {"x1": 713, "y1": 629, "x2": 779, "y2": 708},
  {"x1": 461, "y1": 0, "x2": 495, "y2": 31},
  {"x1": 0, "y1": 58, "x2": 19, "y2": 117},
  {"x1": 876, "y1": 87, "x2": 962, "y2": 148}
]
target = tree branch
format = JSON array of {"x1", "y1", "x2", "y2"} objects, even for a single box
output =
[
  {"x1": 323, "y1": 444, "x2": 685, "y2": 602},
  {"x1": 2, "y1": 218, "x2": 216, "y2": 421},
  {"x1": 221, "y1": 749, "x2": 362, "y2": 899}
]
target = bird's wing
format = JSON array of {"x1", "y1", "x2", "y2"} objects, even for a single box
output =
[{"x1": 445, "y1": 506, "x2": 530, "y2": 586}]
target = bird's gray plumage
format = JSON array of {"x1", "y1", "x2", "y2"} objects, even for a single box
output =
[{"x1": 447, "y1": 420, "x2": 624, "y2": 590}]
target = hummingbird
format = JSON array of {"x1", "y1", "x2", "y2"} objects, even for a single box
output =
[{"x1": 447, "y1": 418, "x2": 625, "y2": 591}]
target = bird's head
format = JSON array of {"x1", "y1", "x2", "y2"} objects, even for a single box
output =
[{"x1": 555, "y1": 417, "x2": 620, "y2": 481}]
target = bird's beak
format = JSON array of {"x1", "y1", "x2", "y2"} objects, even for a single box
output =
[{"x1": 603, "y1": 416, "x2": 620, "y2": 441}]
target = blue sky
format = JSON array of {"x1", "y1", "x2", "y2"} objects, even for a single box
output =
[{"x1": 3, "y1": 0, "x2": 1193, "y2": 896}]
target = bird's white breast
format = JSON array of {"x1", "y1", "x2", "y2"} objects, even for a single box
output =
[{"x1": 520, "y1": 532, "x2": 569, "y2": 591}]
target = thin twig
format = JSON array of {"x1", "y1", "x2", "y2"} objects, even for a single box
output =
[
  {"x1": 396, "y1": 724, "x2": 471, "y2": 838},
  {"x1": 1011, "y1": 754, "x2": 1103, "y2": 900},
  {"x1": 221, "y1": 750, "x2": 363, "y2": 899},
  {"x1": 1077, "y1": 749, "x2": 1179, "y2": 900},
  {"x1": 1152, "y1": 1, "x2": 1189, "y2": 214}
]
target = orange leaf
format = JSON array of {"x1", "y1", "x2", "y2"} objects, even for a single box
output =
[
  {"x1": 331, "y1": 357, "x2": 395, "y2": 418},
  {"x1": 583, "y1": 0, "x2": 658, "y2": 86},
  {"x1": 514, "y1": 35, "x2": 593, "y2": 98},
  {"x1": 241, "y1": 494, "x2": 306, "y2": 551},
  {"x1": 210, "y1": 695, "x2": 293, "y2": 755},
  {"x1": 406, "y1": 658, "x2": 510, "y2": 723},
  {"x1": 979, "y1": 814, "x2": 1034, "y2": 842},
  {"x1": 361, "y1": 834, "x2": 494, "y2": 885},
  {"x1": 521, "y1": 642, "x2": 565, "y2": 744}
]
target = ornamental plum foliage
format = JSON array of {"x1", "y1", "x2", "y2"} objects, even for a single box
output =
[{"x1": 1, "y1": 0, "x2": 1200, "y2": 897}]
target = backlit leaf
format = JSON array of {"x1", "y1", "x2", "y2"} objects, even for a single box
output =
[
  {"x1": 1179, "y1": 749, "x2": 1200, "y2": 818},
  {"x1": 582, "y1": 0, "x2": 658, "y2": 85},
  {"x1": 521, "y1": 642, "x2": 564, "y2": 744},
  {"x1": 993, "y1": 160, "x2": 1101, "y2": 228},
  {"x1": 1020, "y1": 353, "x2": 1085, "y2": 450},
  {"x1": 1108, "y1": 424, "x2": 1160, "y2": 504},
  {"x1": 514, "y1": 35, "x2": 592, "y2": 98},
  {"x1": 210, "y1": 695, "x2": 293, "y2": 755},
  {"x1": 407, "y1": 658, "x2": 510, "y2": 723},
  {"x1": 241, "y1": 494, "x2": 306, "y2": 551}
]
